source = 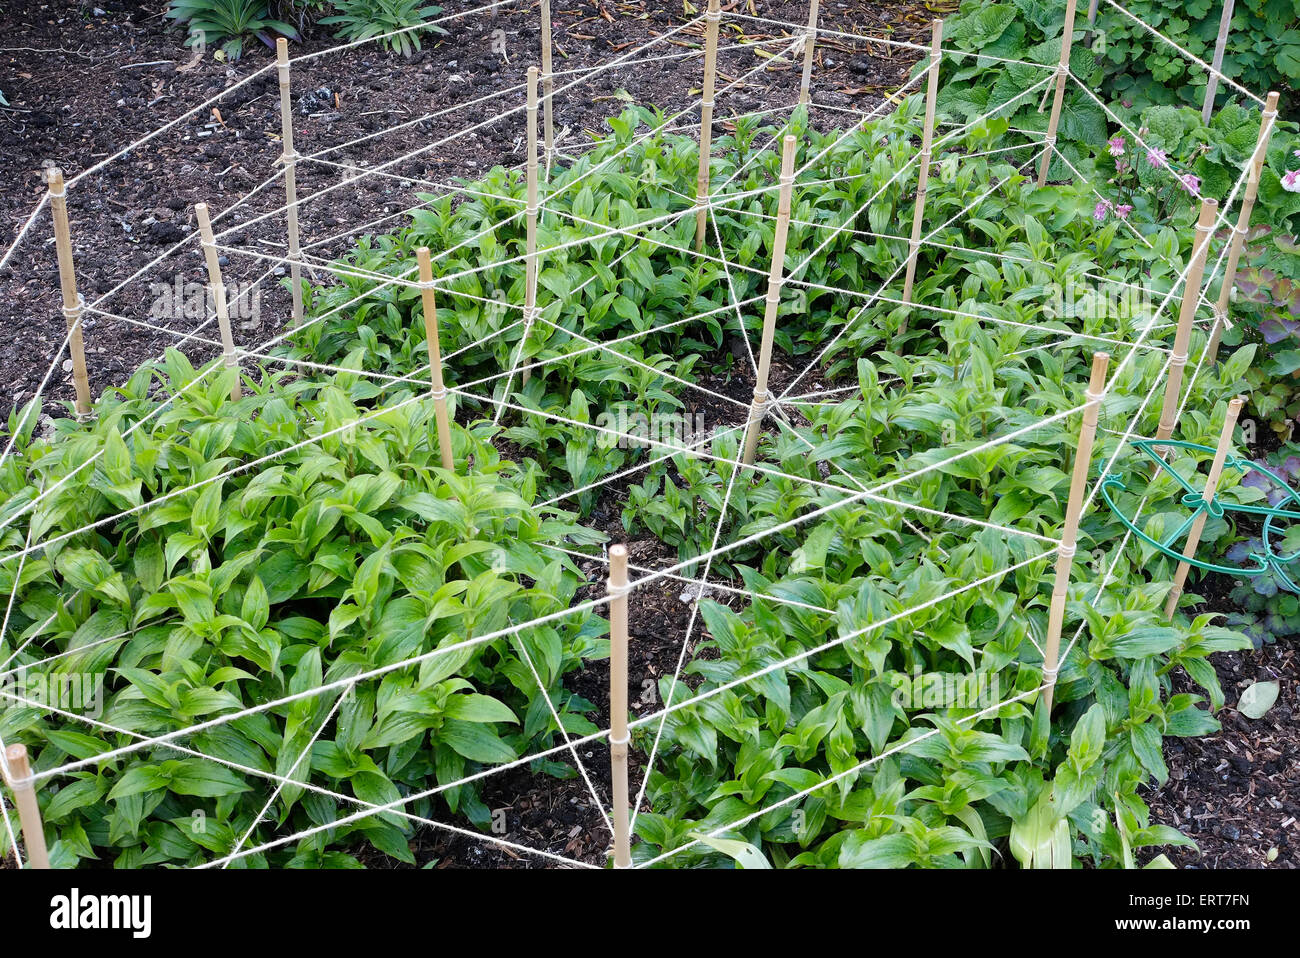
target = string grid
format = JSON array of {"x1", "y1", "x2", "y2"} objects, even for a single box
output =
[{"x1": 0, "y1": 0, "x2": 1268, "y2": 869}]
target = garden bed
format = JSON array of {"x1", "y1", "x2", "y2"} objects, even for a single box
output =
[
  {"x1": 0, "y1": 1, "x2": 1297, "y2": 871},
  {"x1": 0, "y1": 0, "x2": 924, "y2": 419}
]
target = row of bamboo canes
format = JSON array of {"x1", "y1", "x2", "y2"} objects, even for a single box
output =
[{"x1": 5, "y1": 1, "x2": 1279, "y2": 871}]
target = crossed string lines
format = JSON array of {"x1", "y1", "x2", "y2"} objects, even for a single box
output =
[{"x1": 0, "y1": 1, "x2": 1269, "y2": 867}]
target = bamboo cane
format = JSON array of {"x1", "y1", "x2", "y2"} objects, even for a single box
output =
[
  {"x1": 194, "y1": 203, "x2": 243, "y2": 401},
  {"x1": 799, "y1": 0, "x2": 822, "y2": 106},
  {"x1": 541, "y1": 0, "x2": 555, "y2": 173},
  {"x1": 1083, "y1": 0, "x2": 1099, "y2": 46},
  {"x1": 1202, "y1": 0, "x2": 1236, "y2": 125},
  {"x1": 900, "y1": 19, "x2": 942, "y2": 323},
  {"x1": 2, "y1": 744, "x2": 50, "y2": 869},
  {"x1": 608, "y1": 543, "x2": 631, "y2": 869},
  {"x1": 522, "y1": 66, "x2": 540, "y2": 387},
  {"x1": 1042, "y1": 351, "x2": 1110, "y2": 714},
  {"x1": 1155, "y1": 198, "x2": 1219, "y2": 447},
  {"x1": 1037, "y1": 0, "x2": 1079, "y2": 187},
  {"x1": 742, "y1": 135, "x2": 798, "y2": 466},
  {"x1": 694, "y1": 0, "x2": 722, "y2": 253},
  {"x1": 1206, "y1": 91, "x2": 1279, "y2": 363},
  {"x1": 1164, "y1": 397, "x2": 1246, "y2": 619},
  {"x1": 276, "y1": 38, "x2": 304, "y2": 328},
  {"x1": 416, "y1": 247, "x2": 454, "y2": 471},
  {"x1": 46, "y1": 168, "x2": 92, "y2": 417}
]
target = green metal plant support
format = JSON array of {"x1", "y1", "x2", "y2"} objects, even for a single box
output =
[{"x1": 1100, "y1": 438, "x2": 1300, "y2": 592}]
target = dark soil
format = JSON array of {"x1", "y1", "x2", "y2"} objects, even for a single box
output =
[
  {"x1": 1146, "y1": 635, "x2": 1298, "y2": 869},
  {"x1": 1143, "y1": 549, "x2": 1300, "y2": 869}
]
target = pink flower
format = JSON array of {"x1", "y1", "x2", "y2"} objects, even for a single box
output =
[
  {"x1": 1293, "y1": 149, "x2": 1300, "y2": 159},
  {"x1": 1107, "y1": 135, "x2": 1125, "y2": 157},
  {"x1": 1093, "y1": 200, "x2": 1112, "y2": 222},
  {"x1": 1283, "y1": 169, "x2": 1300, "y2": 193},
  {"x1": 1116, "y1": 158, "x2": 1130, "y2": 173},
  {"x1": 1178, "y1": 172, "x2": 1201, "y2": 195},
  {"x1": 1114, "y1": 204, "x2": 1133, "y2": 220},
  {"x1": 1146, "y1": 148, "x2": 1168, "y2": 169}
]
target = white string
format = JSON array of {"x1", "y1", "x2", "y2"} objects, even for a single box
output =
[
  {"x1": 1101, "y1": 0, "x2": 1264, "y2": 104},
  {"x1": 636, "y1": 681, "x2": 1046, "y2": 868},
  {"x1": 0, "y1": 682, "x2": 593, "y2": 869},
  {"x1": 0, "y1": 0, "x2": 1270, "y2": 869}
]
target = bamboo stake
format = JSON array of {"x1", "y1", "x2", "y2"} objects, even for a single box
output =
[
  {"x1": 1155, "y1": 198, "x2": 1219, "y2": 447},
  {"x1": 541, "y1": 0, "x2": 555, "y2": 173},
  {"x1": 799, "y1": 0, "x2": 822, "y2": 106},
  {"x1": 1164, "y1": 397, "x2": 1246, "y2": 619},
  {"x1": 1042, "y1": 351, "x2": 1110, "y2": 714},
  {"x1": 1201, "y1": 0, "x2": 1236, "y2": 125},
  {"x1": 1206, "y1": 91, "x2": 1279, "y2": 363},
  {"x1": 2, "y1": 744, "x2": 50, "y2": 869},
  {"x1": 608, "y1": 543, "x2": 631, "y2": 869},
  {"x1": 1083, "y1": 0, "x2": 1099, "y2": 46},
  {"x1": 742, "y1": 135, "x2": 798, "y2": 466},
  {"x1": 195, "y1": 203, "x2": 243, "y2": 401},
  {"x1": 900, "y1": 19, "x2": 942, "y2": 324},
  {"x1": 417, "y1": 247, "x2": 454, "y2": 472},
  {"x1": 46, "y1": 168, "x2": 92, "y2": 417},
  {"x1": 276, "y1": 38, "x2": 304, "y2": 328},
  {"x1": 1037, "y1": 0, "x2": 1079, "y2": 187},
  {"x1": 522, "y1": 66, "x2": 540, "y2": 387},
  {"x1": 694, "y1": 0, "x2": 722, "y2": 253}
]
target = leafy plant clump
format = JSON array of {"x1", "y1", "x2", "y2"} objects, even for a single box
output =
[
  {"x1": 165, "y1": 0, "x2": 301, "y2": 60},
  {"x1": 0, "y1": 357, "x2": 607, "y2": 867},
  {"x1": 940, "y1": 0, "x2": 1300, "y2": 114},
  {"x1": 320, "y1": 0, "x2": 445, "y2": 56},
  {"x1": 0, "y1": 98, "x2": 1259, "y2": 868}
]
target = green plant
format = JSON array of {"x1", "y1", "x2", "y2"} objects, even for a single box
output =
[
  {"x1": 0, "y1": 355, "x2": 607, "y2": 867},
  {"x1": 0, "y1": 101, "x2": 1260, "y2": 870},
  {"x1": 1095, "y1": 0, "x2": 1300, "y2": 110},
  {"x1": 270, "y1": 0, "x2": 332, "y2": 33},
  {"x1": 165, "y1": 0, "x2": 300, "y2": 59},
  {"x1": 628, "y1": 344, "x2": 1254, "y2": 868},
  {"x1": 939, "y1": 0, "x2": 1300, "y2": 114},
  {"x1": 321, "y1": 0, "x2": 445, "y2": 56}
]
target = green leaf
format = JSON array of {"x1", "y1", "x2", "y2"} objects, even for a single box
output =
[
  {"x1": 439, "y1": 719, "x2": 517, "y2": 764},
  {"x1": 167, "y1": 760, "x2": 252, "y2": 798},
  {"x1": 443, "y1": 694, "x2": 518, "y2": 724}
]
